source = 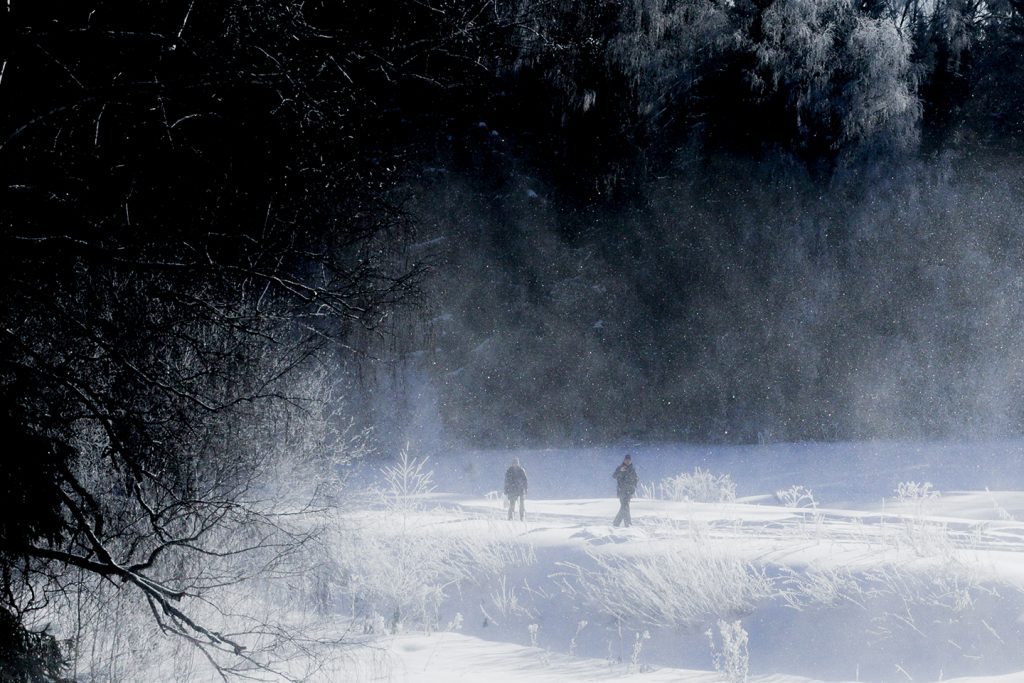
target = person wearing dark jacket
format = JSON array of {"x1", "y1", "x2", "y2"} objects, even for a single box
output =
[
  {"x1": 504, "y1": 458, "x2": 528, "y2": 521},
  {"x1": 612, "y1": 454, "x2": 638, "y2": 527}
]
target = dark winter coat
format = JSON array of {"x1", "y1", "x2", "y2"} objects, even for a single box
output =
[
  {"x1": 504, "y1": 464, "x2": 528, "y2": 496},
  {"x1": 613, "y1": 462, "x2": 638, "y2": 499}
]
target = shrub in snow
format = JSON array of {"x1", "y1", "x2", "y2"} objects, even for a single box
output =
[
  {"x1": 901, "y1": 518, "x2": 955, "y2": 557},
  {"x1": 892, "y1": 481, "x2": 951, "y2": 557},
  {"x1": 655, "y1": 467, "x2": 737, "y2": 503},
  {"x1": 446, "y1": 612, "x2": 464, "y2": 632},
  {"x1": 629, "y1": 630, "x2": 650, "y2": 673},
  {"x1": 895, "y1": 480, "x2": 940, "y2": 508},
  {"x1": 708, "y1": 619, "x2": 749, "y2": 683},
  {"x1": 568, "y1": 620, "x2": 588, "y2": 656},
  {"x1": 986, "y1": 488, "x2": 1015, "y2": 522},
  {"x1": 775, "y1": 485, "x2": 817, "y2": 508}
]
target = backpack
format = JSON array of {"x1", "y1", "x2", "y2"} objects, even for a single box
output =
[{"x1": 504, "y1": 465, "x2": 527, "y2": 494}]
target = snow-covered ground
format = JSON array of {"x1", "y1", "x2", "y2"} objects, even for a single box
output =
[{"x1": 339, "y1": 441, "x2": 1024, "y2": 683}]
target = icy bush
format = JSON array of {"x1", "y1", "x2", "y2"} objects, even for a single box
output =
[
  {"x1": 986, "y1": 488, "x2": 1015, "y2": 521},
  {"x1": 708, "y1": 619, "x2": 749, "y2": 683},
  {"x1": 775, "y1": 485, "x2": 817, "y2": 508},
  {"x1": 895, "y1": 480, "x2": 940, "y2": 508},
  {"x1": 568, "y1": 620, "x2": 588, "y2": 656},
  {"x1": 893, "y1": 481, "x2": 950, "y2": 556},
  {"x1": 629, "y1": 630, "x2": 650, "y2": 673},
  {"x1": 654, "y1": 467, "x2": 737, "y2": 503}
]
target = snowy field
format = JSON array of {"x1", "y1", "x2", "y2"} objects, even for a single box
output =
[{"x1": 336, "y1": 441, "x2": 1024, "y2": 683}]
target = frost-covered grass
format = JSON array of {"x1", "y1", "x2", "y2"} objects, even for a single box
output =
[
  {"x1": 327, "y1": 449, "x2": 537, "y2": 635},
  {"x1": 340, "y1": 441, "x2": 1024, "y2": 683},
  {"x1": 555, "y1": 543, "x2": 772, "y2": 629},
  {"x1": 55, "y1": 440, "x2": 1024, "y2": 682}
]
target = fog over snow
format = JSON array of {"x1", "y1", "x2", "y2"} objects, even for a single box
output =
[{"x1": 330, "y1": 441, "x2": 1024, "y2": 683}]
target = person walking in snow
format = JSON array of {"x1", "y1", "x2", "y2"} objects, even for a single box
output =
[
  {"x1": 504, "y1": 457, "x2": 528, "y2": 521},
  {"x1": 612, "y1": 454, "x2": 638, "y2": 527}
]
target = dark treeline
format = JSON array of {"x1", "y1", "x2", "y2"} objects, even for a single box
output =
[
  {"x1": 2, "y1": 0, "x2": 1024, "y2": 676},
  {"x1": 387, "y1": 0, "x2": 1024, "y2": 447},
  {"x1": 422, "y1": 155, "x2": 1024, "y2": 446}
]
